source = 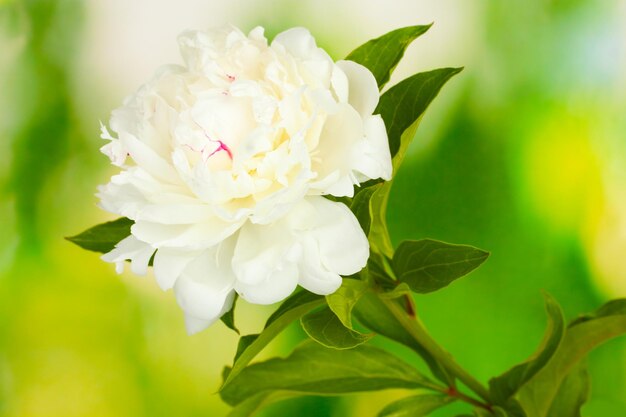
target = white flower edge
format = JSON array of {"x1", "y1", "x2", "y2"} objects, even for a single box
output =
[{"x1": 103, "y1": 196, "x2": 369, "y2": 334}]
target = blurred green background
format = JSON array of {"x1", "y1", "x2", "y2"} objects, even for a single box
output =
[{"x1": 1, "y1": 0, "x2": 625, "y2": 416}]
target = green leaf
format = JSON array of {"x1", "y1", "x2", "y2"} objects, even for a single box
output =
[
  {"x1": 353, "y1": 290, "x2": 453, "y2": 384},
  {"x1": 377, "y1": 67, "x2": 463, "y2": 161},
  {"x1": 368, "y1": 181, "x2": 395, "y2": 257},
  {"x1": 367, "y1": 252, "x2": 397, "y2": 286},
  {"x1": 517, "y1": 299, "x2": 626, "y2": 417},
  {"x1": 346, "y1": 24, "x2": 432, "y2": 89},
  {"x1": 392, "y1": 239, "x2": 489, "y2": 294},
  {"x1": 569, "y1": 298, "x2": 626, "y2": 326},
  {"x1": 220, "y1": 340, "x2": 436, "y2": 406},
  {"x1": 546, "y1": 362, "x2": 590, "y2": 417},
  {"x1": 379, "y1": 283, "x2": 412, "y2": 299},
  {"x1": 350, "y1": 184, "x2": 381, "y2": 236},
  {"x1": 378, "y1": 394, "x2": 455, "y2": 417},
  {"x1": 326, "y1": 278, "x2": 369, "y2": 328},
  {"x1": 226, "y1": 392, "x2": 298, "y2": 417},
  {"x1": 222, "y1": 290, "x2": 324, "y2": 389},
  {"x1": 489, "y1": 293, "x2": 565, "y2": 403},
  {"x1": 301, "y1": 306, "x2": 372, "y2": 349},
  {"x1": 66, "y1": 217, "x2": 132, "y2": 253},
  {"x1": 221, "y1": 294, "x2": 240, "y2": 334}
]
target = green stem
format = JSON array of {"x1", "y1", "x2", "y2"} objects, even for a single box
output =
[{"x1": 379, "y1": 295, "x2": 492, "y2": 403}]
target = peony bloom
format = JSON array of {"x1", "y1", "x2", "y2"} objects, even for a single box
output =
[{"x1": 98, "y1": 26, "x2": 392, "y2": 333}]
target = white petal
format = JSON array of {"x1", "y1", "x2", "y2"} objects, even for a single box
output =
[
  {"x1": 297, "y1": 236, "x2": 342, "y2": 295},
  {"x1": 272, "y1": 27, "x2": 317, "y2": 60},
  {"x1": 136, "y1": 204, "x2": 215, "y2": 224},
  {"x1": 131, "y1": 217, "x2": 243, "y2": 249},
  {"x1": 235, "y1": 261, "x2": 299, "y2": 305},
  {"x1": 309, "y1": 104, "x2": 363, "y2": 197},
  {"x1": 153, "y1": 247, "x2": 199, "y2": 290},
  {"x1": 232, "y1": 220, "x2": 302, "y2": 304},
  {"x1": 352, "y1": 115, "x2": 392, "y2": 181},
  {"x1": 101, "y1": 235, "x2": 155, "y2": 275},
  {"x1": 336, "y1": 60, "x2": 380, "y2": 117},
  {"x1": 307, "y1": 196, "x2": 369, "y2": 276},
  {"x1": 183, "y1": 314, "x2": 213, "y2": 335},
  {"x1": 232, "y1": 221, "x2": 297, "y2": 285},
  {"x1": 173, "y1": 239, "x2": 236, "y2": 322},
  {"x1": 119, "y1": 132, "x2": 179, "y2": 184}
]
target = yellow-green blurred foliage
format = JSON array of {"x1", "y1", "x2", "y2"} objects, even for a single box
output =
[{"x1": 1, "y1": 1, "x2": 625, "y2": 416}]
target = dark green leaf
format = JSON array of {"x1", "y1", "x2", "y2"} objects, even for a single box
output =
[
  {"x1": 326, "y1": 278, "x2": 369, "y2": 328},
  {"x1": 346, "y1": 25, "x2": 432, "y2": 89},
  {"x1": 221, "y1": 294, "x2": 240, "y2": 334},
  {"x1": 66, "y1": 217, "x2": 132, "y2": 253},
  {"x1": 350, "y1": 184, "x2": 381, "y2": 236},
  {"x1": 222, "y1": 291, "x2": 324, "y2": 389},
  {"x1": 378, "y1": 394, "x2": 455, "y2": 417},
  {"x1": 301, "y1": 306, "x2": 372, "y2": 349},
  {"x1": 546, "y1": 362, "x2": 589, "y2": 417},
  {"x1": 353, "y1": 290, "x2": 453, "y2": 384},
  {"x1": 517, "y1": 299, "x2": 626, "y2": 417},
  {"x1": 220, "y1": 340, "x2": 436, "y2": 406},
  {"x1": 392, "y1": 239, "x2": 489, "y2": 294},
  {"x1": 489, "y1": 293, "x2": 565, "y2": 403},
  {"x1": 377, "y1": 67, "x2": 463, "y2": 160}
]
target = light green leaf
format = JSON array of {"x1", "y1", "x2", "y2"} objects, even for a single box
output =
[
  {"x1": 379, "y1": 283, "x2": 412, "y2": 299},
  {"x1": 368, "y1": 181, "x2": 395, "y2": 257},
  {"x1": 517, "y1": 299, "x2": 626, "y2": 417},
  {"x1": 221, "y1": 290, "x2": 324, "y2": 389},
  {"x1": 66, "y1": 217, "x2": 132, "y2": 253},
  {"x1": 353, "y1": 290, "x2": 453, "y2": 384},
  {"x1": 221, "y1": 294, "x2": 239, "y2": 334},
  {"x1": 546, "y1": 362, "x2": 589, "y2": 417},
  {"x1": 489, "y1": 293, "x2": 565, "y2": 403},
  {"x1": 326, "y1": 279, "x2": 369, "y2": 328},
  {"x1": 377, "y1": 67, "x2": 463, "y2": 161},
  {"x1": 392, "y1": 239, "x2": 489, "y2": 294},
  {"x1": 301, "y1": 306, "x2": 372, "y2": 349},
  {"x1": 220, "y1": 340, "x2": 437, "y2": 406},
  {"x1": 378, "y1": 394, "x2": 455, "y2": 417},
  {"x1": 346, "y1": 24, "x2": 432, "y2": 89}
]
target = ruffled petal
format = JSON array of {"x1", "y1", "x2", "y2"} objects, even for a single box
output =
[
  {"x1": 101, "y1": 235, "x2": 155, "y2": 275},
  {"x1": 232, "y1": 221, "x2": 301, "y2": 304},
  {"x1": 305, "y1": 196, "x2": 369, "y2": 276},
  {"x1": 131, "y1": 217, "x2": 244, "y2": 250},
  {"x1": 335, "y1": 60, "x2": 380, "y2": 117},
  {"x1": 297, "y1": 236, "x2": 342, "y2": 295},
  {"x1": 272, "y1": 27, "x2": 318, "y2": 60},
  {"x1": 352, "y1": 115, "x2": 392, "y2": 181},
  {"x1": 173, "y1": 238, "x2": 237, "y2": 326},
  {"x1": 152, "y1": 247, "x2": 200, "y2": 290}
]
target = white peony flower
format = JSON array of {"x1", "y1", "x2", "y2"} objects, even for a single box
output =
[{"x1": 98, "y1": 26, "x2": 392, "y2": 334}]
